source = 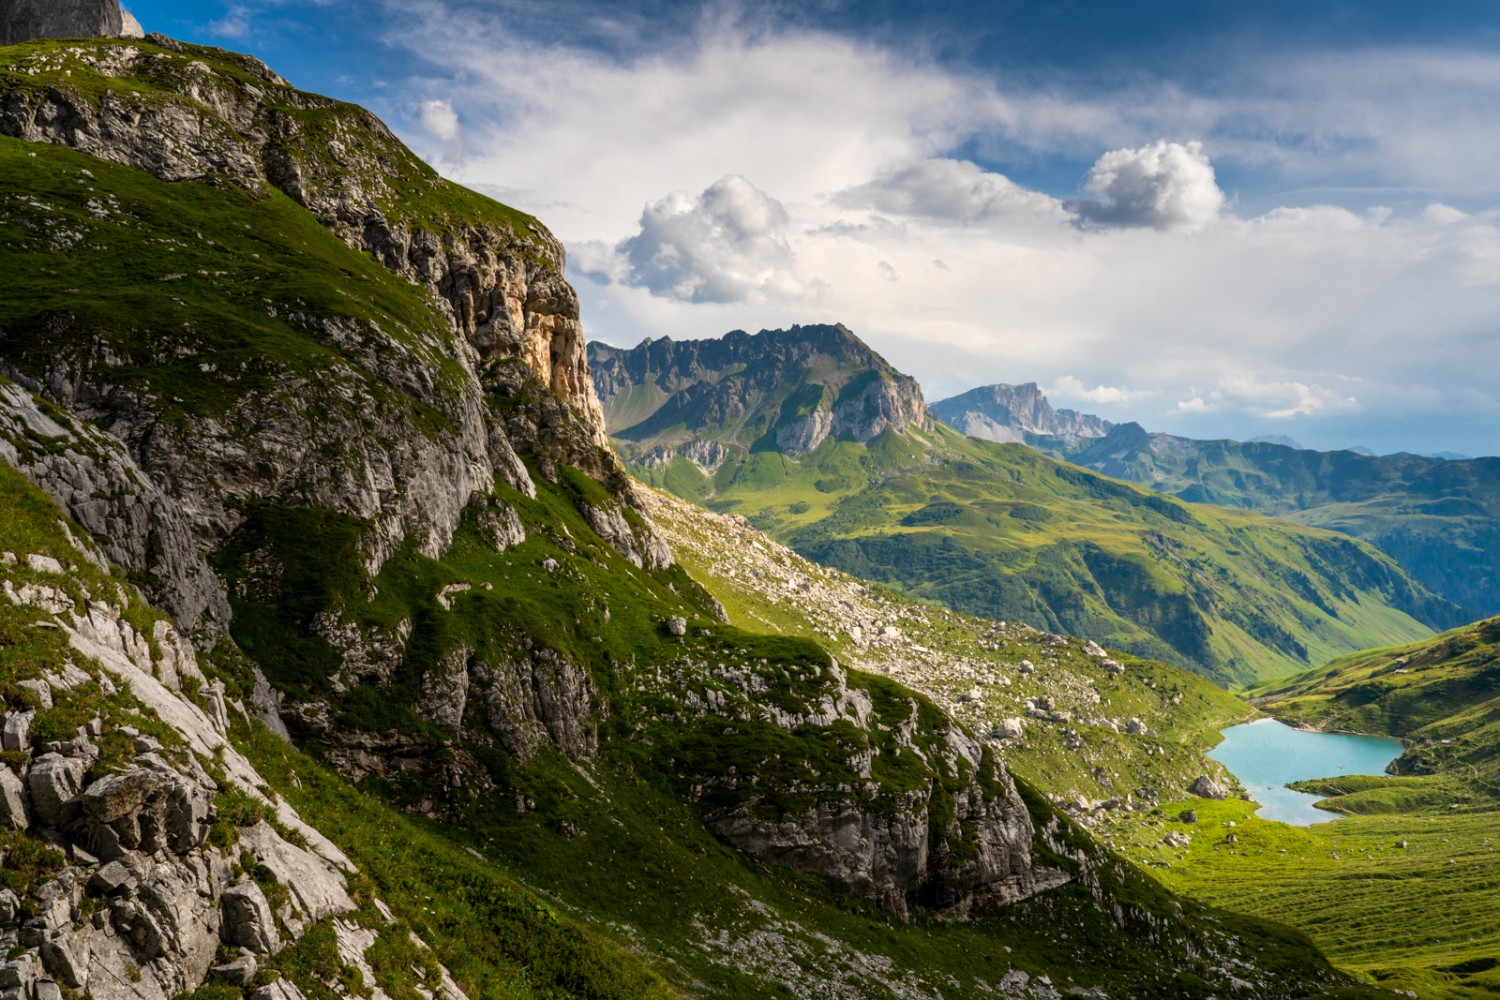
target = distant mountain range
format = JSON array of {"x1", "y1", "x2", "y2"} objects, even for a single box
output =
[
  {"x1": 589, "y1": 326, "x2": 1461, "y2": 686},
  {"x1": 928, "y1": 383, "x2": 1499, "y2": 620}
]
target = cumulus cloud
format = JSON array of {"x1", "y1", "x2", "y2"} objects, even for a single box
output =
[
  {"x1": 375, "y1": 4, "x2": 1500, "y2": 453},
  {"x1": 418, "y1": 99, "x2": 461, "y2": 141},
  {"x1": 611, "y1": 175, "x2": 807, "y2": 304},
  {"x1": 1071, "y1": 140, "x2": 1225, "y2": 230},
  {"x1": 1050, "y1": 376, "x2": 1157, "y2": 405},
  {"x1": 832, "y1": 158, "x2": 1065, "y2": 225}
]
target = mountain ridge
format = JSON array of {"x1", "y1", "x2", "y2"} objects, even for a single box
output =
[{"x1": 589, "y1": 326, "x2": 1459, "y2": 687}]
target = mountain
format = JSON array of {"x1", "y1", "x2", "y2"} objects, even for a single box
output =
[
  {"x1": 589, "y1": 323, "x2": 932, "y2": 461},
  {"x1": 0, "y1": 0, "x2": 142, "y2": 46},
  {"x1": 0, "y1": 31, "x2": 1397, "y2": 1000},
  {"x1": 1057, "y1": 423, "x2": 1500, "y2": 620},
  {"x1": 930, "y1": 383, "x2": 1111, "y2": 447},
  {"x1": 593, "y1": 328, "x2": 1460, "y2": 686},
  {"x1": 1249, "y1": 434, "x2": 1304, "y2": 449},
  {"x1": 929, "y1": 379, "x2": 1500, "y2": 621}
]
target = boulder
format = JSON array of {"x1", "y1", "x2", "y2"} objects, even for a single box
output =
[
  {"x1": 212, "y1": 953, "x2": 259, "y2": 987},
  {"x1": 220, "y1": 881, "x2": 281, "y2": 955},
  {"x1": 76, "y1": 768, "x2": 211, "y2": 857},
  {"x1": 1189, "y1": 775, "x2": 1230, "y2": 800},
  {"x1": 27, "y1": 754, "x2": 85, "y2": 827},
  {"x1": 0, "y1": 768, "x2": 28, "y2": 830},
  {"x1": 1, "y1": 712, "x2": 32, "y2": 752},
  {"x1": 252, "y1": 979, "x2": 307, "y2": 1000},
  {"x1": 666, "y1": 616, "x2": 688, "y2": 637}
]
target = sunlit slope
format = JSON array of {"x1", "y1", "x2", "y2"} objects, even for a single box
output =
[{"x1": 637, "y1": 421, "x2": 1444, "y2": 686}]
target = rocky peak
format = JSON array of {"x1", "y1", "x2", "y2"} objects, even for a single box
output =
[
  {"x1": 931, "y1": 382, "x2": 1111, "y2": 444},
  {"x1": 0, "y1": 0, "x2": 142, "y2": 46},
  {"x1": 589, "y1": 322, "x2": 933, "y2": 458}
]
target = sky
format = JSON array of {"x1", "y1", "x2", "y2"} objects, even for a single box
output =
[{"x1": 124, "y1": 0, "x2": 1500, "y2": 457}]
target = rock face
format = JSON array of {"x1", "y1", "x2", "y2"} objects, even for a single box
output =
[
  {"x1": 588, "y1": 323, "x2": 934, "y2": 460},
  {"x1": 930, "y1": 382, "x2": 1111, "y2": 446},
  {"x1": 0, "y1": 518, "x2": 468, "y2": 1000},
  {"x1": 0, "y1": 0, "x2": 132, "y2": 46}
]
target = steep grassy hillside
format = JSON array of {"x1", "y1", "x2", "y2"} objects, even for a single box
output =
[
  {"x1": 635, "y1": 422, "x2": 1447, "y2": 685},
  {"x1": 1035, "y1": 422, "x2": 1500, "y2": 621}
]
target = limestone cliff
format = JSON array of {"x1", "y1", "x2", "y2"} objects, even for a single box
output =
[
  {"x1": 0, "y1": 0, "x2": 142, "y2": 47},
  {"x1": 0, "y1": 473, "x2": 468, "y2": 1000},
  {"x1": 0, "y1": 36, "x2": 644, "y2": 635},
  {"x1": 930, "y1": 382, "x2": 1111, "y2": 447}
]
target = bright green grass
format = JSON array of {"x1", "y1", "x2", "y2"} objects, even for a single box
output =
[
  {"x1": 1255, "y1": 616, "x2": 1500, "y2": 776},
  {"x1": 0, "y1": 134, "x2": 466, "y2": 424},
  {"x1": 632, "y1": 421, "x2": 1440, "y2": 686},
  {"x1": 1112, "y1": 795, "x2": 1500, "y2": 999},
  {"x1": 0, "y1": 37, "x2": 543, "y2": 243}
]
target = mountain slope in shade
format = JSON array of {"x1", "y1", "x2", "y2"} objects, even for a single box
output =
[{"x1": 590, "y1": 328, "x2": 1460, "y2": 686}]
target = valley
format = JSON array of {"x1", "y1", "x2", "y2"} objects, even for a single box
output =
[
  {"x1": 0, "y1": 12, "x2": 1495, "y2": 1000},
  {"x1": 643, "y1": 486, "x2": 1500, "y2": 999}
]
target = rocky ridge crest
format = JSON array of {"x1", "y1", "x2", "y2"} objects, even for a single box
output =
[{"x1": 931, "y1": 382, "x2": 1111, "y2": 448}]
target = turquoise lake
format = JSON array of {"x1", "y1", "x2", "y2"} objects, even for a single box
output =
[{"x1": 1206, "y1": 718, "x2": 1403, "y2": 825}]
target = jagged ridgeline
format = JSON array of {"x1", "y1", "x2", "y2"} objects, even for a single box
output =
[
  {"x1": 0, "y1": 33, "x2": 1399, "y2": 1000},
  {"x1": 590, "y1": 327, "x2": 1458, "y2": 687}
]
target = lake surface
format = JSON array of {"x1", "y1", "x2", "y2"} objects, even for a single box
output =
[{"x1": 1207, "y1": 718, "x2": 1403, "y2": 825}]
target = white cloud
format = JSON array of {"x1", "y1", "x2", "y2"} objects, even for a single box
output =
[
  {"x1": 209, "y1": 5, "x2": 251, "y2": 38},
  {"x1": 1050, "y1": 376, "x2": 1156, "y2": 405},
  {"x1": 1072, "y1": 140, "x2": 1224, "y2": 230},
  {"x1": 1173, "y1": 376, "x2": 1358, "y2": 420},
  {"x1": 376, "y1": 5, "x2": 1500, "y2": 454},
  {"x1": 610, "y1": 175, "x2": 808, "y2": 304},
  {"x1": 418, "y1": 99, "x2": 461, "y2": 141},
  {"x1": 832, "y1": 158, "x2": 1065, "y2": 225}
]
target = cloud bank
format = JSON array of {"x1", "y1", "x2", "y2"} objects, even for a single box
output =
[{"x1": 375, "y1": 3, "x2": 1500, "y2": 454}]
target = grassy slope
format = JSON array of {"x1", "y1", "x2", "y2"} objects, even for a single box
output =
[
  {"x1": 632, "y1": 421, "x2": 1441, "y2": 686},
  {"x1": 643, "y1": 485, "x2": 1500, "y2": 1000},
  {"x1": 210, "y1": 464, "x2": 1379, "y2": 999},
  {"x1": 0, "y1": 132, "x2": 466, "y2": 426},
  {"x1": 1048, "y1": 429, "x2": 1500, "y2": 620}
]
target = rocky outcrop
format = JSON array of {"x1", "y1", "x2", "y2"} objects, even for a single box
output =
[
  {"x1": 930, "y1": 382, "x2": 1111, "y2": 446},
  {"x1": 0, "y1": 38, "x2": 662, "y2": 645},
  {"x1": 472, "y1": 648, "x2": 599, "y2": 765},
  {"x1": 0, "y1": 0, "x2": 140, "y2": 46},
  {"x1": 0, "y1": 382, "x2": 230, "y2": 635},
  {"x1": 0, "y1": 524, "x2": 468, "y2": 1000}
]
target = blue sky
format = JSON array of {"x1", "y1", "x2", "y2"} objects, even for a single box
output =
[{"x1": 125, "y1": 1, "x2": 1500, "y2": 456}]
